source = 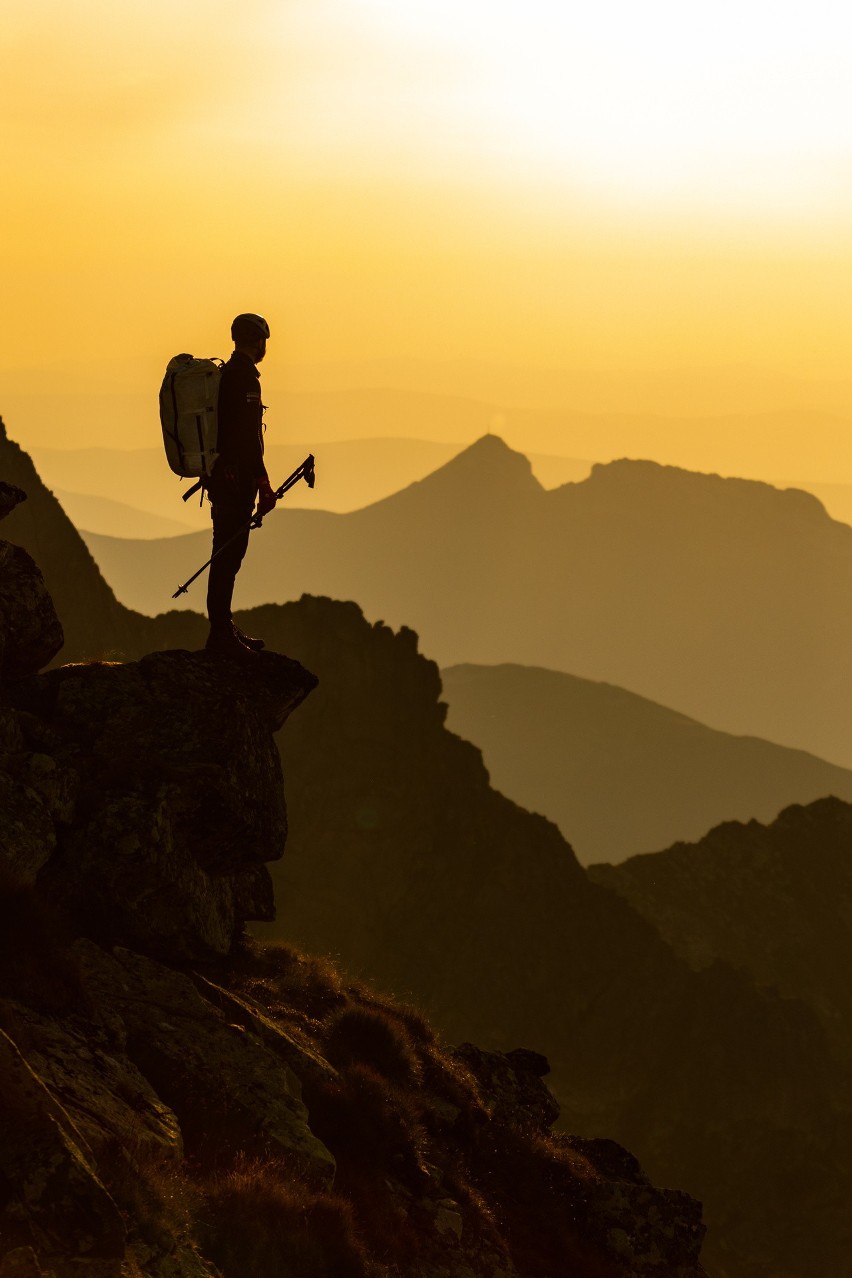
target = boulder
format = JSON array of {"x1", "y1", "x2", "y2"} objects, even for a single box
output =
[
  {"x1": 0, "y1": 542, "x2": 63, "y2": 679},
  {"x1": 454, "y1": 1042, "x2": 560, "y2": 1130}
]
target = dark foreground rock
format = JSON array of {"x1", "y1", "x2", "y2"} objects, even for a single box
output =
[{"x1": 2, "y1": 648, "x2": 316, "y2": 962}]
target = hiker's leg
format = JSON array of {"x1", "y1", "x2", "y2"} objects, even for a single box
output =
[{"x1": 206, "y1": 481, "x2": 256, "y2": 625}]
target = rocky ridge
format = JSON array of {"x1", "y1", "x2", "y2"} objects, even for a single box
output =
[
  {"x1": 588, "y1": 798, "x2": 852, "y2": 1065},
  {"x1": 0, "y1": 482, "x2": 706, "y2": 1278}
]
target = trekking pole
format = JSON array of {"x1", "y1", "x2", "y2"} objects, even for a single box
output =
[{"x1": 172, "y1": 454, "x2": 315, "y2": 599}]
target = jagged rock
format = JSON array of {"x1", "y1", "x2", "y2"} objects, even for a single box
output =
[
  {"x1": 0, "y1": 482, "x2": 26, "y2": 522},
  {"x1": 562, "y1": 1136, "x2": 649, "y2": 1186},
  {"x1": 0, "y1": 1028, "x2": 125, "y2": 1277},
  {"x1": 190, "y1": 971, "x2": 339, "y2": 1090},
  {"x1": 454, "y1": 1043, "x2": 560, "y2": 1130},
  {"x1": 448, "y1": 1045, "x2": 705, "y2": 1273},
  {"x1": 0, "y1": 542, "x2": 64, "y2": 679},
  {"x1": 6, "y1": 649, "x2": 317, "y2": 961},
  {"x1": 5, "y1": 999, "x2": 182, "y2": 1166},
  {"x1": 550, "y1": 1133, "x2": 706, "y2": 1277},
  {"x1": 78, "y1": 943, "x2": 336, "y2": 1187}
]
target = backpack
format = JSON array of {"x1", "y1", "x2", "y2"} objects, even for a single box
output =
[{"x1": 159, "y1": 354, "x2": 222, "y2": 478}]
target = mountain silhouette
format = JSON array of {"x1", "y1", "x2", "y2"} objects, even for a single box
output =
[
  {"x1": 83, "y1": 434, "x2": 852, "y2": 766},
  {"x1": 441, "y1": 662, "x2": 852, "y2": 863},
  {"x1": 0, "y1": 424, "x2": 204, "y2": 660},
  {"x1": 589, "y1": 797, "x2": 852, "y2": 1067},
  {"x1": 54, "y1": 487, "x2": 195, "y2": 538},
  {"x1": 248, "y1": 597, "x2": 852, "y2": 1278}
]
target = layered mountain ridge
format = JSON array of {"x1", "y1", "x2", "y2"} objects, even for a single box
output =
[
  {"x1": 440, "y1": 662, "x2": 852, "y2": 863},
  {"x1": 78, "y1": 432, "x2": 852, "y2": 766},
  {"x1": 589, "y1": 797, "x2": 852, "y2": 1066},
  {"x1": 3, "y1": 419, "x2": 852, "y2": 1274}
]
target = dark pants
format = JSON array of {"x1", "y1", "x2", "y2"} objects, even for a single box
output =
[{"x1": 206, "y1": 471, "x2": 257, "y2": 625}]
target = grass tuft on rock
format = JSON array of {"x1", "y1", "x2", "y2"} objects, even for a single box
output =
[
  {"x1": 199, "y1": 1156, "x2": 375, "y2": 1278},
  {"x1": 323, "y1": 1004, "x2": 422, "y2": 1084}
]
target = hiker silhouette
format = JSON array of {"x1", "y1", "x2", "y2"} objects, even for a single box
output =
[{"x1": 205, "y1": 313, "x2": 276, "y2": 655}]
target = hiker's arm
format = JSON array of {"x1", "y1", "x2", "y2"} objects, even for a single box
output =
[{"x1": 256, "y1": 474, "x2": 277, "y2": 516}]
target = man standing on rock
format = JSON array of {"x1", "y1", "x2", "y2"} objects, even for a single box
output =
[{"x1": 205, "y1": 313, "x2": 278, "y2": 656}]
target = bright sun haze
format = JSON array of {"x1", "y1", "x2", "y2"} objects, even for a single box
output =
[{"x1": 3, "y1": 0, "x2": 852, "y2": 481}]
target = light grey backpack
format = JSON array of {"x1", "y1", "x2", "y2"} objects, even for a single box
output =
[{"x1": 159, "y1": 353, "x2": 222, "y2": 478}]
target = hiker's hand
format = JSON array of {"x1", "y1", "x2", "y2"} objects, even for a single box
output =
[{"x1": 256, "y1": 479, "x2": 277, "y2": 517}]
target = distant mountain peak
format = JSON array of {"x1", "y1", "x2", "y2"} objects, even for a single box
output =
[
  {"x1": 429, "y1": 433, "x2": 541, "y2": 488},
  {"x1": 367, "y1": 433, "x2": 542, "y2": 512}
]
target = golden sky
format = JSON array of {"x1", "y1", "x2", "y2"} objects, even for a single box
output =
[{"x1": 5, "y1": 0, "x2": 852, "y2": 474}]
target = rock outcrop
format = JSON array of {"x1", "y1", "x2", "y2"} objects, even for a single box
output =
[
  {"x1": 0, "y1": 483, "x2": 64, "y2": 680},
  {"x1": 0, "y1": 489, "x2": 708, "y2": 1277},
  {"x1": 5, "y1": 648, "x2": 315, "y2": 961},
  {"x1": 247, "y1": 595, "x2": 852, "y2": 1278}
]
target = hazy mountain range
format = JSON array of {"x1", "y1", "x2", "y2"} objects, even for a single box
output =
[
  {"x1": 82, "y1": 434, "x2": 852, "y2": 767},
  {"x1": 30, "y1": 416, "x2": 852, "y2": 531},
  {"x1": 441, "y1": 663, "x2": 852, "y2": 864},
  {"x1": 16, "y1": 361, "x2": 852, "y2": 492},
  {"x1": 31, "y1": 437, "x2": 591, "y2": 535}
]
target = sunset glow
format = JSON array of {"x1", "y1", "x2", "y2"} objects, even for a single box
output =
[{"x1": 3, "y1": 0, "x2": 852, "y2": 478}]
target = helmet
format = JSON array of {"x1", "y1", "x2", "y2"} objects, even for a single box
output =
[{"x1": 231, "y1": 313, "x2": 270, "y2": 341}]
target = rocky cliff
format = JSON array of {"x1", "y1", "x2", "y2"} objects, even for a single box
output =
[
  {"x1": 0, "y1": 483, "x2": 707, "y2": 1278},
  {"x1": 247, "y1": 599, "x2": 852, "y2": 1278}
]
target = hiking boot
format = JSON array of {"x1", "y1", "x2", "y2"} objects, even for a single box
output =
[
  {"x1": 205, "y1": 622, "x2": 255, "y2": 656},
  {"x1": 234, "y1": 625, "x2": 265, "y2": 651}
]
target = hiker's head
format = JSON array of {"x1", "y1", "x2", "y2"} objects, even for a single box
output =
[{"x1": 231, "y1": 313, "x2": 270, "y2": 363}]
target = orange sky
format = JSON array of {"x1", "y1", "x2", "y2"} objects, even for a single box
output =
[{"x1": 4, "y1": 0, "x2": 852, "y2": 477}]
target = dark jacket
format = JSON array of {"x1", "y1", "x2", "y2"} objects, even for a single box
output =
[{"x1": 214, "y1": 351, "x2": 267, "y2": 487}]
